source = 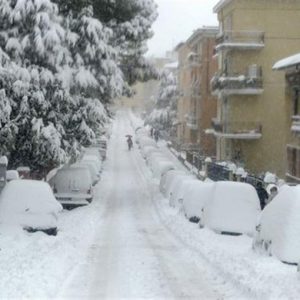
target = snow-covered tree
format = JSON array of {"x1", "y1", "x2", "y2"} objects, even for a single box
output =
[
  {"x1": 146, "y1": 71, "x2": 178, "y2": 131},
  {"x1": 0, "y1": 0, "x2": 109, "y2": 174},
  {"x1": 66, "y1": 6, "x2": 124, "y2": 102},
  {"x1": 53, "y1": 0, "x2": 159, "y2": 86}
]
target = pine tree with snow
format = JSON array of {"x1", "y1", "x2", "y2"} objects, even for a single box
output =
[
  {"x1": 53, "y1": 0, "x2": 158, "y2": 86},
  {"x1": 146, "y1": 71, "x2": 178, "y2": 132},
  {"x1": 66, "y1": 6, "x2": 124, "y2": 103}
]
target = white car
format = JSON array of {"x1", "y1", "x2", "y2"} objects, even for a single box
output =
[
  {"x1": 253, "y1": 185, "x2": 300, "y2": 264},
  {"x1": 73, "y1": 161, "x2": 99, "y2": 185},
  {"x1": 202, "y1": 181, "x2": 261, "y2": 235},
  {"x1": 169, "y1": 177, "x2": 198, "y2": 208},
  {"x1": 0, "y1": 180, "x2": 62, "y2": 235},
  {"x1": 81, "y1": 154, "x2": 102, "y2": 173},
  {"x1": 159, "y1": 170, "x2": 186, "y2": 195},
  {"x1": 6, "y1": 170, "x2": 19, "y2": 182},
  {"x1": 182, "y1": 181, "x2": 214, "y2": 224},
  {"x1": 51, "y1": 166, "x2": 93, "y2": 208}
]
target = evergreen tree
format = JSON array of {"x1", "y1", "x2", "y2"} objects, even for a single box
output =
[
  {"x1": 52, "y1": 0, "x2": 158, "y2": 86},
  {"x1": 146, "y1": 71, "x2": 178, "y2": 132}
]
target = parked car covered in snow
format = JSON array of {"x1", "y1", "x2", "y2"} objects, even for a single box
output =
[
  {"x1": 83, "y1": 147, "x2": 102, "y2": 160},
  {"x1": 73, "y1": 161, "x2": 100, "y2": 185},
  {"x1": 183, "y1": 182, "x2": 215, "y2": 223},
  {"x1": 166, "y1": 174, "x2": 196, "y2": 205},
  {"x1": 81, "y1": 154, "x2": 102, "y2": 173},
  {"x1": 151, "y1": 159, "x2": 175, "y2": 179},
  {"x1": 6, "y1": 170, "x2": 19, "y2": 182},
  {"x1": 0, "y1": 180, "x2": 62, "y2": 235},
  {"x1": 159, "y1": 170, "x2": 186, "y2": 195},
  {"x1": 202, "y1": 182, "x2": 261, "y2": 235},
  {"x1": 169, "y1": 177, "x2": 199, "y2": 208},
  {"x1": 93, "y1": 136, "x2": 108, "y2": 160},
  {"x1": 253, "y1": 185, "x2": 300, "y2": 264},
  {"x1": 50, "y1": 165, "x2": 93, "y2": 208},
  {"x1": 141, "y1": 145, "x2": 158, "y2": 159}
]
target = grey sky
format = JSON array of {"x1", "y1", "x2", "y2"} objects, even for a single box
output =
[{"x1": 147, "y1": 0, "x2": 218, "y2": 57}]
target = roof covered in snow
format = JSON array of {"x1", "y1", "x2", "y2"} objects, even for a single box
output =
[{"x1": 273, "y1": 53, "x2": 300, "y2": 70}]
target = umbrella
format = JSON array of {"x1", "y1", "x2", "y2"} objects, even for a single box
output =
[{"x1": 125, "y1": 134, "x2": 132, "y2": 138}]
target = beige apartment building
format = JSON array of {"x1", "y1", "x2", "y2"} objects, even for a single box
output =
[
  {"x1": 176, "y1": 27, "x2": 218, "y2": 157},
  {"x1": 273, "y1": 53, "x2": 300, "y2": 183},
  {"x1": 210, "y1": 0, "x2": 300, "y2": 177}
]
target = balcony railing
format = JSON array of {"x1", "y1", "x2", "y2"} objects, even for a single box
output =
[
  {"x1": 186, "y1": 113, "x2": 198, "y2": 130},
  {"x1": 211, "y1": 118, "x2": 262, "y2": 139},
  {"x1": 186, "y1": 52, "x2": 202, "y2": 68},
  {"x1": 291, "y1": 115, "x2": 300, "y2": 133},
  {"x1": 211, "y1": 74, "x2": 263, "y2": 96},
  {"x1": 215, "y1": 30, "x2": 265, "y2": 51}
]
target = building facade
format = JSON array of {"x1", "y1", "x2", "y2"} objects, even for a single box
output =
[
  {"x1": 273, "y1": 53, "x2": 300, "y2": 183},
  {"x1": 176, "y1": 27, "x2": 218, "y2": 156},
  {"x1": 210, "y1": 0, "x2": 300, "y2": 177}
]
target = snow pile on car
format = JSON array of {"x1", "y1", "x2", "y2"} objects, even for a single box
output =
[
  {"x1": 202, "y1": 182, "x2": 261, "y2": 235},
  {"x1": 183, "y1": 182, "x2": 214, "y2": 223},
  {"x1": 0, "y1": 180, "x2": 62, "y2": 229},
  {"x1": 254, "y1": 185, "x2": 300, "y2": 264}
]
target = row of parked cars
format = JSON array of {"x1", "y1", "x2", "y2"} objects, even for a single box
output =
[
  {"x1": 136, "y1": 127, "x2": 300, "y2": 266},
  {"x1": 0, "y1": 136, "x2": 108, "y2": 236}
]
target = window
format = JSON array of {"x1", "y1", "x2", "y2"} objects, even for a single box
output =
[{"x1": 292, "y1": 88, "x2": 300, "y2": 116}]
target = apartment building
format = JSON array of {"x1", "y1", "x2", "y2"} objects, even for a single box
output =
[
  {"x1": 210, "y1": 0, "x2": 300, "y2": 177},
  {"x1": 176, "y1": 27, "x2": 218, "y2": 156},
  {"x1": 273, "y1": 53, "x2": 300, "y2": 183}
]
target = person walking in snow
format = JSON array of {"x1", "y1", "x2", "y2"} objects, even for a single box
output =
[
  {"x1": 255, "y1": 181, "x2": 268, "y2": 210},
  {"x1": 154, "y1": 129, "x2": 159, "y2": 142},
  {"x1": 126, "y1": 135, "x2": 133, "y2": 150},
  {"x1": 150, "y1": 127, "x2": 154, "y2": 138}
]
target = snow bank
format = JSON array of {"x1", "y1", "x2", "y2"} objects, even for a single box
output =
[
  {"x1": 253, "y1": 185, "x2": 300, "y2": 264},
  {"x1": 0, "y1": 180, "x2": 62, "y2": 229},
  {"x1": 203, "y1": 182, "x2": 261, "y2": 235}
]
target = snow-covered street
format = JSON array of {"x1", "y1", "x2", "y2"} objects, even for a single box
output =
[
  {"x1": 58, "y1": 111, "x2": 230, "y2": 299},
  {"x1": 0, "y1": 110, "x2": 300, "y2": 299}
]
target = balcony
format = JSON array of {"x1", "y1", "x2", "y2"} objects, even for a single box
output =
[
  {"x1": 211, "y1": 73, "x2": 264, "y2": 96},
  {"x1": 211, "y1": 118, "x2": 262, "y2": 139},
  {"x1": 186, "y1": 52, "x2": 201, "y2": 68},
  {"x1": 215, "y1": 30, "x2": 265, "y2": 51},
  {"x1": 291, "y1": 115, "x2": 300, "y2": 134},
  {"x1": 186, "y1": 113, "x2": 198, "y2": 130}
]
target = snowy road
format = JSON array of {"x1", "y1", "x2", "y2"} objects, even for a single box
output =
[
  {"x1": 58, "y1": 111, "x2": 236, "y2": 299},
  {"x1": 1, "y1": 110, "x2": 299, "y2": 299}
]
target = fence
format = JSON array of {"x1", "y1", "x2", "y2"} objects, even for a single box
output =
[{"x1": 207, "y1": 163, "x2": 231, "y2": 181}]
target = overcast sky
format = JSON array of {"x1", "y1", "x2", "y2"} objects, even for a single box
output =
[{"x1": 146, "y1": 0, "x2": 218, "y2": 57}]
